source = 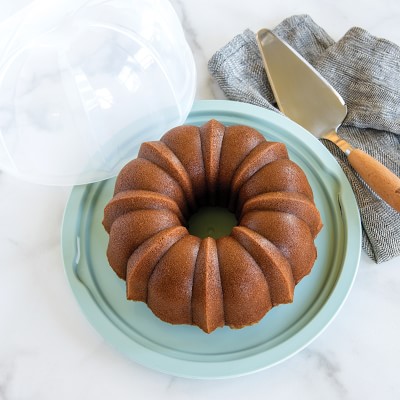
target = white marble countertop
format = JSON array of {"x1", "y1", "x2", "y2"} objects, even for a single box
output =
[{"x1": 1, "y1": 0, "x2": 400, "y2": 399}]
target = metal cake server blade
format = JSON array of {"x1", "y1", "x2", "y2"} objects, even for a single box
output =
[{"x1": 256, "y1": 28, "x2": 400, "y2": 212}]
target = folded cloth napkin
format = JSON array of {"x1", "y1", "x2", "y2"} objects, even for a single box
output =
[{"x1": 208, "y1": 15, "x2": 400, "y2": 263}]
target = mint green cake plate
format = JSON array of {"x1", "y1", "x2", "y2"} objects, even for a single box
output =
[{"x1": 61, "y1": 100, "x2": 361, "y2": 379}]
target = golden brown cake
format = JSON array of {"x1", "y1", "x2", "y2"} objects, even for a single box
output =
[{"x1": 103, "y1": 119, "x2": 323, "y2": 333}]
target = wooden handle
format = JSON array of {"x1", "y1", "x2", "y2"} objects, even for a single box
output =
[{"x1": 348, "y1": 148, "x2": 400, "y2": 212}]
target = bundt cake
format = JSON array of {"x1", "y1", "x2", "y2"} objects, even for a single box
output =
[{"x1": 103, "y1": 119, "x2": 323, "y2": 333}]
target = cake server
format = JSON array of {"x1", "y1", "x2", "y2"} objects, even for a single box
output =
[{"x1": 256, "y1": 29, "x2": 400, "y2": 212}]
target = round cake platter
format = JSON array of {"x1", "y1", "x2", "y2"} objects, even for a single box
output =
[{"x1": 61, "y1": 100, "x2": 361, "y2": 379}]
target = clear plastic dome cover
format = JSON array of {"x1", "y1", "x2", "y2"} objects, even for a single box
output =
[{"x1": 0, "y1": 0, "x2": 196, "y2": 185}]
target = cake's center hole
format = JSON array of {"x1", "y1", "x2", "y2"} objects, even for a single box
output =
[{"x1": 188, "y1": 207, "x2": 238, "y2": 239}]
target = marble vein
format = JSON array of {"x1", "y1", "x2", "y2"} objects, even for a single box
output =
[
  {"x1": 170, "y1": 0, "x2": 216, "y2": 99},
  {"x1": 303, "y1": 348, "x2": 348, "y2": 398}
]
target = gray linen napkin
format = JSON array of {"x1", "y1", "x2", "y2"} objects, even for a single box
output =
[{"x1": 208, "y1": 15, "x2": 400, "y2": 263}]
